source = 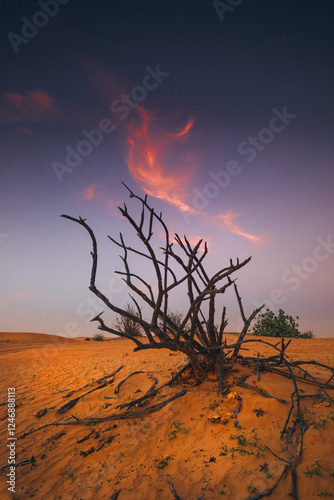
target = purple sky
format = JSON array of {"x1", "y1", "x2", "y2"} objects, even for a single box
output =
[{"x1": 1, "y1": 0, "x2": 333, "y2": 337}]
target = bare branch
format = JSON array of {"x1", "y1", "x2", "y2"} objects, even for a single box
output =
[
  {"x1": 90, "y1": 312, "x2": 144, "y2": 347},
  {"x1": 231, "y1": 282, "x2": 264, "y2": 362},
  {"x1": 218, "y1": 307, "x2": 227, "y2": 345}
]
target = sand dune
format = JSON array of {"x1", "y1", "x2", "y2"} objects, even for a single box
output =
[
  {"x1": 1, "y1": 333, "x2": 333, "y2": 499},
  {"x1": 0, "y1": 332, "x2": 80, "y2": 355}
]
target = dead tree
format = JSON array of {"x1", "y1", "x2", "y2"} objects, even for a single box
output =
[{"x1": 62, "y1": 184, "x2": 264, "y2": 380}]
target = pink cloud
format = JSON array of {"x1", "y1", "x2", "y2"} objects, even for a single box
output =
[
  {"x1": 216, "y1": 211, "x2": 266, "y2": 244},
  {"x1": 72, "y1": 184, "x2": 115, "y2": 212},
  {"x1": 0, "y1": 89, "x2": 59, "y2": 123},
  {"x1": 126, "y1": 106, "x2": 198, "y2": 214},
  {"x1": 0, "y1": 89, "x2": 95, "y2": 127},
  {"x1": 73, "y1": 184, "x2": 102, "y2": 203},
  {"x1": 19, "y1": 127, "x2": 33, "y2": 135}
]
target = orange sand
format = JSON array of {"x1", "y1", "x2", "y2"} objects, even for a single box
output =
[{"x1": 1, "y1": 332, "x2": 334, "y2": 499}]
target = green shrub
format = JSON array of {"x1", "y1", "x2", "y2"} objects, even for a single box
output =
[
  {"x1": 251, "y1": 309, "x2": 313, "y2": 338},
  {"x1": 300, "y1": 330, "x2": 314, "y2": 339},
  {"x1": 92, "y1": 333, "x2": 105, "y2": 342},
  {"x1": 114, "y1": 303, "x2": 144, "y2": 337}
]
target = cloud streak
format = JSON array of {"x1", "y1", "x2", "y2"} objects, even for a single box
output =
[
  {"x1": 216, "y1": 211, "x2": 266, "y2": 244},
  {"x1": 0, "y1": 90, "x2": 59, "y2": 123},
  {"x1": 72, "y1": 184, "x2": 115, "y2": 212},
  {"x1": 125, "y1": 106, "x2": 266, "y2": 244},
  {"x1": 18, "y1": 282, "x2": 46, "y2": 288},
  {"x1": 126, "y1": 106, "x2": 197, "y2": 213},
  {"x1": 0, "y1": 88, "x2": 96, "y2": 127},
  {"x1": 64, "y1": 63, "x2": 267, "y2": 245}
]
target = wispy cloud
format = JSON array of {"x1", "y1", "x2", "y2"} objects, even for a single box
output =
[
  {"x1": 72, "y1": 184, "x2": 115, "y2": 212},
  {"x1": 125, "y1": 107, "x2": 268, "y2": 244},
  {"x1": 0, "y1": 89, "x2": 96, "y2": 127},
  {"x1": 167, "y1": 117, "x2": 195, "y2": 138},
  {"x1": 73, "y1": 184, "x2": 101, "y2": 202},
  {"x1": 76, "y1": 61, "x2": 199, "y2": 214},
  {"x1": 18, "y1": 282, "x2": 46, "y2": 288},
  {"x1": 126, "y1": 106, "x2": 198, "y2": 214},
  {"x1": 216, "y1": 211, "x2": 266, "y2": 244},
  {"x1": 65, "y1": 62, "x2": 267, "y2": 245},
  {"x1": 0, "y1": 90, "x2": 59, "y2": 123}
]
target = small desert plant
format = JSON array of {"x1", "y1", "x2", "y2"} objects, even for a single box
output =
[
  {"x1": 114, "y1": 303, "x2": 144, "y2": 337},
  {"x1": 259, "y1": 463, "x2": 274, "y2": 480},
  {"x1": 160, "y1": 310, "x2": 190, "y2": 335},
  {"x1": 225, "y1": 430, "x2": 264, "y2": 459},
  {"x1": 92, "y1": 333, "x2": 105, "y2": 341},
  {"x1": 301, "y1": 330, "x2": 314, "y2": 338},
  {"x1": 312, "y1": 418, "x2": 328, "y2": 430},
  {"x1": 168, "y1": 419, "x2": 189, "y2": 440},
  {"x1": 229, "y1": 432, "x2": 247, "y2": 447},
  {"x1": 304, "y1": 460, "x2": 334, "y2": 479},
  {"x1": 253, "y1": 408, "x2": 265, "y2": 417},
  {"x1": 248, "y1": 483, "x2": 258, "y2": 494},
  {"x1": 317, "y1": 488, "x2": 334, "y2": 497},
  {"x1": 156, "y1": 456, "x2": 172, "y2": 469},
  {"x1": 61, "y1": 465, "x2": 79, "y2": 483},
  {"x1": 219, "y1": 445, "x2": 228, "y2": 456},
  {"x1": 252, "y1": 308, "x2": 313, "y2": 338},
  {"x1": 202, "y1": 478, "x2": 214, "y2": 492}
]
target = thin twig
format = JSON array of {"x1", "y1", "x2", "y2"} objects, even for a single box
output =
[
  {"x1": 280, "y1": 359, "x2": 301, "y2": 451},
  {"x1": 244, "y1": 465, "x2": 289, "y2": 500},
  {"x1": 0, "y1": 456, "x2": 36, "y2": 471},
  {"x1": 219, "y1": 348, "x2": 225, "y2": 395},
  {"x1": 256, "y1": 352, "x2": 260, "y2": 381},
  {"x1": 117, "y1": 363, "x2": 191, "y2": 410},
  {"x1": 234, "y1": 399, "x2": 242, "y2": 428},
  {"x1": 237, "y1": 382, "x2": 287, "y2": 404},
  {"x1": 110, "y1": 490, "x2": 121, "y2": 500},
  {"x1": 146, "y1": 375, "x2": 158, "y2": 395},
  {"x1": 167, "y1": 474, "x2": 182, "y2": 500},
  {"x1": 57, "y1": 380, "x2": 111, "y2": 414},
  {"x1": 114, "y1": 371, "x2": 145, "y2": 394},
  {"x1": 289, "y1": 362, "x2": 334, "y2": 403}
]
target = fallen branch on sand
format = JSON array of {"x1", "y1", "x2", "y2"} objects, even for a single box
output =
[
  {"x1": 167, "y1": 474, "x2": 205, "y2": 500},
  {"x1": 245, "y1": 464, "x2": 289, "y2": 500},
  {"x1": 19, "y1": 389, "x2": 187, "y2": 438},
  {"x1": 56, "y1": 379, "x2": 112, "y2": 414},
  {"x1": 110, "y1": 490, "x2": 121, "y2": 500},
  {"x1": 80, "y1": 434, "x2": 115, "y2": 457},
  {"x1": 250, "y1": 425, "x2": 307, "y2": 500},
  {"x1": 234, "y1": 399, "x2": 242, "y2": 428},
  {"x1": 116, "y1": 362, "x2": 192, "y2": 410},
  {"x1": 0, "y1": 456, "x2": 36, "y2": 471},
  {"x1": 237, "y1": 381, "x2": 287, "y2": 404},
  {"x1": 63, "y1": 365, "x2": 123, "y2": 398},
  {"x1": 114, "y1": 371, "x2": 144, "y2": 394}
]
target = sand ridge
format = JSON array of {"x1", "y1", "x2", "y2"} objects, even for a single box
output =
[{"x1": 0, "y1": 333, "x2": 334, "y2": 499}]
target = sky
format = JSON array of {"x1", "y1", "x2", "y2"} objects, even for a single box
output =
[{"x1": 0, "y1": 0, "x2": 333, "y2": 338}]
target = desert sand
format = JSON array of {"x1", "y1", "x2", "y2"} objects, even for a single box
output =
[{"x1": 1, "y1": 332, "x2": 334, "y2": 499}]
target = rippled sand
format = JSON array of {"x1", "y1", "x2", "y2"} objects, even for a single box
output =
[{"x1": 1, "y1": 332, "x2": 333, "y2": 499}]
